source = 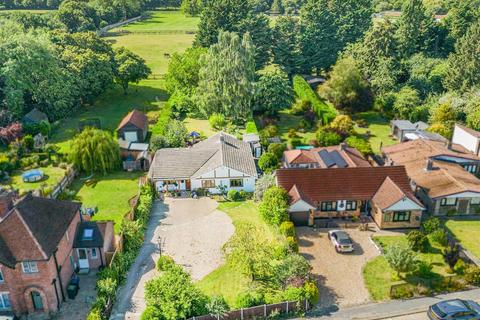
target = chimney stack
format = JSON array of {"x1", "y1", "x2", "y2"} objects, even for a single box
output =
[
  {"x1": 0, "y1": 188, "x2": 16, "y2": 220},
  {"x1": 340, "y1": 142, "x2": 347, "y2": 151},
  {"x1": 425, "y1": 158, "x2": 434, "y2": 171},
  {"x1": 447, "y1": 140, "x2": 452, "y2": 150}
]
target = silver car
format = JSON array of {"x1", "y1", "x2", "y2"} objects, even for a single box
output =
[{"x1": 328, "y1": 230, "x2": 354, "y2": 253}]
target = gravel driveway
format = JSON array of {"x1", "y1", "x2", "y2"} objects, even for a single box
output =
[
  {"x1": 297, "y1": 227, "x2": 380, "y2": 308},
  {"x1": 111, "y1": 197, "x2": 234, "y2": 319}
]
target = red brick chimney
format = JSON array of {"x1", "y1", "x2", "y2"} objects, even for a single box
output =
[{"x1": 0, "y1": 189, "x2": 16, "y2": 220}]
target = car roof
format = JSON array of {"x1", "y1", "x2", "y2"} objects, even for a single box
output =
[
  {"x1": 437, "y1": 299, "x2": 471, "y2": 314},
  {"x1": 332, "y1": 230, "x2": 350, "y2": 239}
]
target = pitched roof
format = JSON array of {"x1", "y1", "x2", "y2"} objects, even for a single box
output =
[
  {"x1": 372, "y1": 176, "x2": 423, "y2": 210},
  {"x1": 382, "y1": 139, "x2": 480, "y2": 198},
  {"x1": 391, "y1": 120, "x2": 416, "y2": 130},
  {"x1": 149, "y1": 132, "x2": 257, "y2": 180},
  {"x1": 276, "y1": 166, "x2": 416, "y2": 204},
  {"x1": 0, "y1": 195, "x2": 81, "y2": 267},
  {"x1": 23, "y1": 108, "x2": 48, "y2": 123},
  {"x1": 117, "y1": 109, "x2": 148, "y2": 131},
  {"x1": 283, "y1": 144, "x2": 371, "y2": 168},
  {"x1": 456, "y1": 123, "x2": 480, "y2": 138},
  {"x1": 73, "y1": 221, "x2": 105, "y2": 248}
]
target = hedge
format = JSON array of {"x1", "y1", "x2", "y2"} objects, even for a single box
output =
[
  {"x1": 151, "y1": 100, "x2": 173, "y2": 136},
  {"x1": 293, "y1": 75, "x2": 337, "y2": 125},
  {"x1": 245, "y1": 120, "x2": 258, "y2": 134}
]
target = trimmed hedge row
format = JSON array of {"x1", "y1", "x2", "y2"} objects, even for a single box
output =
[
  {"x1": 151, "y1": 100, "x2": 173, "y2": 136},
  {"x1": 293, "y1": 75, "x2": 337, "y2": 125},
  {"x1": 86, "y1": 184, "x2": 155, "y2": 320}
]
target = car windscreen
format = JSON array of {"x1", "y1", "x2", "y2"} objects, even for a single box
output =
[
  {"x1": 431, "y1": 304, "x2": 447, "y2": 318},
  {"x1": 338, "y1": 238, "x2": 352, "y2": 245}
]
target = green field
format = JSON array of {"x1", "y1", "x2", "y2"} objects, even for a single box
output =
[
  {"x1": 118, "y1": 10, "x2": 199, "y2": 33},
  {"x1": 197, "y1": 201, "x2": 281, "y2": 307},
  {"x1": 70, "y1": 171, "x2": 144, "y2": 232},
  {"x1": 355, "y1": 111, "x2": 397, "y2": 154},
  {"x1": 5, "y1": 166, "x2": 66, "y2": 194},
  {"x1": 446, "y1": 220, "x2": 480, "y2": 260}
]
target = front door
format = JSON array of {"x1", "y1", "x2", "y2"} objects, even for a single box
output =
[
  {"x1": 77, "y1": 249, "x2": 89, "y2": 269},
  {"x1": 458, "y1": 199, "x2": 469, "y2": 214},
  {"x1": 31, "y1": 291, "x2": 43, "y2": 311},
  {"x1": 186, "y1": 179, "x2": 191, "y2": 191}
]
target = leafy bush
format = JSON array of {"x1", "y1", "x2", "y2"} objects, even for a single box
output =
[
  {"x1": 316, "y1": 128, "x2": 342, "y2": 147},
  {"x1": 278, "y1": 286, "x2": 305, "y2": 302},
  {"x1": 205, "y1": 295, "x2": 229, "y2": 316},
  {"x1": 431, "y1": 228, "x2": 448, "y2": 247},
  {"x1": 97, "y1": 277, "x2": 117, "y2": 297},
  {"x1": 254, "y1": 172, "x2": 276, "y2": 202},
  {"x1": 454, "y1": 259, "x2": 467, "y2": 275},
  {"x1": 209, "y1": 113, "x2": 227, "y2": 130},
  {"x1": 227, "y1": 189, "x2": 242, "y2": 201},
  {"x1": 258, "y1": 152, "x2": 279, "y2": 173},
  {"x1": 141, "y1": 306, "x2": 163, "y2": 320},
  {"x1": 271, "y1": 254, "x2": 310, "y2": 288},
  {"x1": 344, "y1": 136, "x2": 373, "y2": 155},
  {"x1": 291, "y1": 99, "x2": 312, "y2": 115},
  {"x1": 245, "y1": 121, "x2": 258, "y2": 134},
  {"x1": 290, "y1": 138, "x2": 303, "y2": 148},
  {"x1": 23, "y1": 134, "x2": 34, "y2": 150},
  {"x1": 304, "y1": 281, "x2": 319, "y2": 304},
  {"x1": 279, "y1": 221, "x2": 296, "y2": 237},
  {"x1": 86, "y1": 308, "x2": 103, "y2": 320},
  {"x1": 465, "y1": 266, "x2": 480, "y2": 285},
  {"x1": 286, "y1": 236, "x2": 299, "y2": 253},
  {"x1": 330, "y1": 115, "x2": 355, "y2": 136},
  {"x1": 235, "y1": 289, "x2": 265, "y2": 308},
  {"x1": 293, "y1": 75, "x2": 337, "y2": 125},
  {"x1": 422, "y1": 217, "x2": 441, "y2": 234},
  {"x1": 443, "y1": 243, "x2": 460, "y2": 271},
  {"x1": 157, "y1": 255, "x2": 175, "y2": 271},
  {"x1": 385, "y1": 245, "x2": 418, "y2": 277},
  {"x1": 407, "y1": 230, "x2": 429, "y2": 252},
  {"x1": 259, "y1": 186, "x2": 289, "y2": 226},
  {"x1": 288, "y1": 128, "x2": 299, "y2": 138},
  {"x1": 152, "y1": 102, "x2": 173, "y2": 135},
  {"x1": 267, "y1": 143, "x2": 286, "y2": 160},
  {"x1": 23, "y1": 121, "x2": 51, "y2": 137},
  {"x1": 415, "y1": 261, "x2": 434, "y2": 277}
]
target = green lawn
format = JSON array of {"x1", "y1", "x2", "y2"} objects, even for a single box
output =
[
  {"x1": 70, "y1": 171, "x2": 144, "y2": 232},
  {"x1": 196, "y1": 201, "x2": 281, "y2": 306},
  {"x1": 275, "y1": 109, "x2": 318, "y2": 147},
  {"x1": 446, "y1": 220, "x2": 480, "y2": 260},
  {"x1": 5, "y1": 166, "x2": 66, "y2": 194},
  {"x1": 118, "y1": 10, "x2": 199, "y2": 33},
  {"x1": 183, "y1": 117, "x2": 217, "y2": 137},
  {"x1": 354, "y1": 111, "x2": 397, "y2": 154},
  {"x1": 364, "y1": 235, "x2": 451, "y2": 301}
]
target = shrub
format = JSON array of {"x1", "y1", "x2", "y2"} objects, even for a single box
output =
[
  {"x1": 465, "y1": 266, "x2": 480, "y2": 285},
  {"x1": 304, "y1": 281, "x2": 319, "y2": 304},
  {"x1": 254, "y1": 173, "x2": 276, "y2": 202},
  {"x1": 86, "y1": 308, "x2": 103, "y2": 320},
  {"x1": 280, "y1": 286, "x2": 305, "y2": 302},
  {"x1": 209, "y1": 113, "x2": 227, "y2": 130},
  {"x1": 316, "y1": 128, "x2": 342, "y2": 147},
  {"x1": 292, "y1": 99, "x2": 312, "y2": 115},
  {"x1": 279, "y1": 221, "x2": 296, "y2": 237},
  {"x1": 23, "y1": 134, "x2": 34, "y2": 150},
  {"x1": 385, "y1": 245, "x2": 418, "y2": 277},
  {"x1": 415, "y1": 261, "x2": 434, "y2": 277},
  {"x1": 454, "y1": 259, "x2": 467, "y2": 275},
  {"x1": 245, "y1": 121, "x2": 258, "y2": 134},
  {"x1": 141, "y1": 306, "x2": 163, "y2": 320},
  {"x1": 259, "y1": 186, "x2": 289, "y2": 226},
  {"x1": 344, "y1": 136, "x2": 373, "y2": 155},
  {"x1": 431, "y1": 228, "x2": 448, "y2": 247},
  {"x1": 286, "y1": 236, "x2": 299, "y2": 253},
  {"x1": 356, "y1": 118, "x2": 368, "y2": 128},
  {"x1": 261, "y1": 124, "x2": 279, "y2": 138},
  {"x1": 407, "y1": 230, "x2": 429, "y2": 252},
  {"x1": 227, "y1": 189, "x2": 242, "y2": 201},
  {"x1": 290, "y1": 138, "x2": 303, "y2": 148},
  {"x1": 330, "y1": 115, "x2": 355, "y2": 136},
  {"x1": 258, "y1": 152, "x2": 279, "y2": 173},
  {"x1": 267, "y1": 143, "x2": 287, "y2": 160},
  {"x1": 422, "y1": 217, "x2": 441, "y2": 234},
  {"x1": 272, "y1": 253, "x2": 310, "y2": 288},
  {"x1": 443, "y1": 243, "x2": 460, "y2": 272},
  {"x1": 288, "y1": 128, "x2": 299, "y2": 138},
  {"x1": 156, "y1": 255, "x2": 175, "y2": 271},
  {"x1": 235, "y1": 289, "x2": 265, "y2": 308},
  {"x1": 205, "y1": 295, "x2": 229, "y2": 316}
]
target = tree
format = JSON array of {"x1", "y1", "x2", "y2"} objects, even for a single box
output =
[
  {"x1": 445, "y1": 20, "x2": 480, "y2": 93},
  {"x1": 57, "y1": 0, "x2": 100, "y2": 32},
  {"x1": 114, "y1": 47, "x2": 151, "y2": 94},
  {"x1": 393, "y1": 86, "x2": 421, "y2": 120},
  {"x1": 196, "y1": 31, "x2": 255, "y2": 122},
  {"x1": 271, "y1": 16, "x2": 303, "y2": 77},
  {"x1": 428, "y1": 123, "x2": 452, "y2": 139},
  {"x1": 0, "y1": 123, "x2": 22, "y2": 145},
  {"x1": 259, "y1": 186, "x2": 289, "y2": 226},
  {"x1": 181, "y1": 0, "x2": 203, "y2": 16},
  {"x1": 145, "y1": 265, "x2": 208, "y2": 319},
  {"x1": 443, "y1": 243, "x2": 460, "y2": 271},
  {"x1": 258, "y1": 152, "x2": 279, "y2": 173},
  {"x1": 253, "y1": 68, "x2": 294, "y2": 116},
  {"x1": 429, "y1": 103, "x2": 457, "y2": 136},
  {"x1": 300, "y1": 0, "x2": 373, "y2": 73},
  {"x1": 316, "y1": 128, "x2": 342, "y2": 147},
  {"x1": 69, "y1": 128, "x2": 120, "y2": 174},
  {"x1": 329, "y1": 115, "x2": 355, "y2": 136},
  {"x1": 395, "y1": 0, "x2": 437, "y2": 57},
  {"x1": 267, "y1": 142, "x2": 287, "y2": 160},
  {"x1": 319, "y1": 56, "x2": 373, "y2": 112},
  {"x1": 163, "y1": 119, "x2": 189, "y2": 147},
  {"x1": 444, "y1": 0, "x2": 480, "y2": 42},
  {"x1": 253, "y1": 172, "x2": 276, "y2": 202},
  {"x1": 384, "y1": 245, "x2": 418, "y2": 277},
  {"x1": 407, "y1": 230, "x2": 429, "y2": 252},
  {"x1": 345, "y1": 136, "x2": 373, "y2": 155},
  {"x1": 165, "y1": 47, "x2": 207, "y2": 94},
  {"x1": 407, "y1": 54, "x2": 447, "y2": 98}
]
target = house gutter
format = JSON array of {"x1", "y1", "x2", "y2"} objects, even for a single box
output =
[
  {"x1": 53, "y1": 249, "x2": 66, "y2": 302},
  {"x1": 51, "y1": 278, "x2": 60, "y2": 311}
]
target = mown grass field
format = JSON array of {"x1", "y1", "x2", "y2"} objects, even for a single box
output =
[
  {"x1": 197, "y1": 201, "x2": 281, "y2": 307},
  {"x1": 119, "y1": 10, "x2": 199, "y2": 32},
  {"x1": 446, "y1": 220, "x2": 480, "y2": 260}
]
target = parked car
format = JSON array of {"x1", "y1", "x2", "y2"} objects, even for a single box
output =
[
  {"x1": 327, "y1": 230, "x2": 354, "y2": 253},
  {"x1": 428, "y1": 299, "x2": 480, "y2": 319}
]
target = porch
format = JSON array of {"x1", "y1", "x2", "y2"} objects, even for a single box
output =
[{"x1": 155, "y1": 179, "x2": 191, "y2": 192}]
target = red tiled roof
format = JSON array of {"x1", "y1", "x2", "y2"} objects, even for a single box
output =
[
  {"x1": 283, "y1": 145, "x2": 371, "y2": 168},
  {"x1": 372, "y1": 176, "x2": 423, "y2": 210},
  {"x1": 284, "y1": 150, "x2": 317, "y2": 164},
  {"x1": 276, "y1": 166, "x2": 416, "y2": 204},
  {"x1": 117, "y1": 109, "x2": 148, "y2": 131}
]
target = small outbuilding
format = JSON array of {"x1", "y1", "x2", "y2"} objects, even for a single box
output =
[
  {"x1": 117, "y1": 109, "x2": 148, "y2": 143},
  {"x1": 22, "y1": 108, "x2": 49, "y2": 125},
  {"x1": 391, "y1": 120, "x2": 429, "y2": 142}
]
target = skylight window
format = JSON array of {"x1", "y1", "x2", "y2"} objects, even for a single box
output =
[{"x1": 83, "y1": 228, "x2": 94, "y2": 240}]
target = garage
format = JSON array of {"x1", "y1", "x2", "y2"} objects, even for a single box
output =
[{"x1": 290, "y1": 211, "x2": 309, "y2": 226}]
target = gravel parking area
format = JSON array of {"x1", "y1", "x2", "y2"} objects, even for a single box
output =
[{"x1": 297, "y1": 227, "x2": 380, "y2": 308}]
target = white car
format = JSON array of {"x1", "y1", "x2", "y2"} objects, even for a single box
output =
[{"x1": 328, "y1": 230, "x2": 354, "y2": 253}]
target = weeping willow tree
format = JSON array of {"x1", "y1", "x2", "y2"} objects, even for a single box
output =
[{"x1": 69, "y1": 128, "x2": 120, "y2": 174}]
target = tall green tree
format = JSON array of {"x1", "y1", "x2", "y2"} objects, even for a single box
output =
[
  {"x1": 395, "y1": 0, "x2": 437, "y2": 57},
  {"x1": 181, "y1": 0, "x2": 203, "y2": 16},
  {"x1": 165, "y1": 47, "x2": 207, "y2": 95},
  {"x1": 253, "y1": 68, "x2": 294, "y2": 116},
  {"x1": 57, "y1": 0, "x2": 100, "y2": 33},
  {"x1": 69, "y1": 128, "x2": 120, "y2": 174},
  {"x1": 196, "y1": 31, "x2": 255, "y2": 122},
  {"x1": 114, "y1": 47, "x2": 151, "y2": 94},
  {"x1": 445, "y1": 20, "x2": 480, "y2": 93},
  {"x1": 271, "y1": 15, "x2": 303, "y2": 77},
  {"x1": 444, "y1": 0, "x2": 480, "y2": 42},
  {"x1": 300, "y1": 0, "x2": 373, "y2": 73}
]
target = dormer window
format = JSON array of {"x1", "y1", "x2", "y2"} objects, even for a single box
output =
[
  {"x1": 83, "y1": 228, "x2": 94, "y2": 241},
  {"x1": 22, "y1": 261, "x2": 38, "y2": 274}
]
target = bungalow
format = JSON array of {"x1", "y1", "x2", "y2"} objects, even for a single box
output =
[
  {"x1": 148, "y1": 132, "x2": 258, "y2": 194},
  {"x1": 382, "y1": 139, "x2": 480, "y2": 216},
  {"x1": 390, "y1": 120, "x2": 445, "y2": 142},
  {"x1": 0, "y1": 191, "x2": 115, "y2": 317},
  {"x1": 117, "y1": 109, "x2": 150, "y2": 171},
  {"x1": 282, "y1": 143, "x2": 371, "y2": 169},
  {"x1": 276, "y1": 166, "x2": 424, "y2": 229}
]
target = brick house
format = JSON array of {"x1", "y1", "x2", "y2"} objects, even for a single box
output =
[
  {"x1": 275, "y1": 166, "x2": 424, "y2": 229},
  {"x1": 0, "y1": 192, "x2": 114, "y2": 317}
]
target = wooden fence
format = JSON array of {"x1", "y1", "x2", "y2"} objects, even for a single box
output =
[
  {"x1": 37, "y1": 167, "x2": 76, "y2": 199},
  {"x1": 189, "y1": 300, "x2": 310, "y2": 320}
]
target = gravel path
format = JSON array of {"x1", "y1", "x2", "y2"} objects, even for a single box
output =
[
  {"x1": 297, "y1": 227, "x2": 380, "y2": 308},
  {"x1": 110, "y1": 197, "x2": 234, "y2": 319}
]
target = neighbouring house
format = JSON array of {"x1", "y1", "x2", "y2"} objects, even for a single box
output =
[
  {"x1": 390, "y1": 120, "x2": 444, "y2": 142},
  {"x1": 117, "y1": 109, "x2": 150, "y2": 171},
  {"x1": 243, "y1": 133, "x2": 262, "y2": 158},
  {"x1": 282, "y1": 143, "x2": 371, "y2": 169},
  {"x1": 22, "y1": 108, "x2": 49, "y2": 125},
  {"x1": 302, "y1": 75, "x2": 325, "y2": 90},
  {"x1": 382, "y1": 139, "x2": 480, "y2": 216},
  {"x1": 0, "y1": 191, "x2": 115, "y2": 317},
  {"x1": 452, "y1": 123, "x2": 480, "y2": 157},
  {"x1": 276, "y1": 166, "x2": 424, "y2": 229},
  {"x1": 148, "y1": 132, "x2": 258, "y2": 194}
]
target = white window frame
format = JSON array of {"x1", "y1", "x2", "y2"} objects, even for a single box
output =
[
  {"x1": 201, "y1": 180, "x2": 215, "y2": 188},
  {"x1": 471, "y1": 198, "x2": 480, "y2": 205},
  {"x1": 0, "y1": 292, "x2": 11, "y2": 310},
  {"x1": 22, "y1": 261, "x2": 39, "y2": 274},
  {"x1": 440, "y1": 198, "x2": 457, "y2": 206},
  {"x1": 229, "y1": 179, "x2": 243, "y2": 187},
  {"x1": 91, "y1": 248, "x2": 98, "y2": 259}
]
